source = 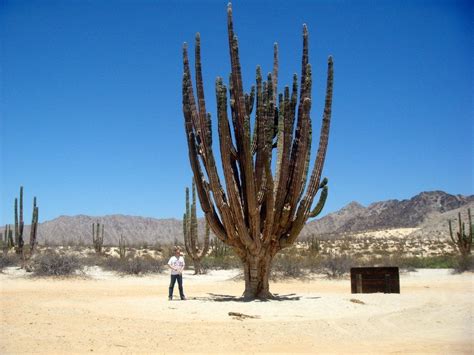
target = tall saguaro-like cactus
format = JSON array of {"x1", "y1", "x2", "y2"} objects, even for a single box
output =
[
  {"x1": 13, "y1": 186, "x2": 39, "y2": 258},
  {"x1": 3, "y1": 224, "x2": 13, "y2": 255},
  {"x1": 182, "y1": 3, "x2": 333, "y2": 299},
  {"x1": 183, "y1": 180, "x2": 210, "y2": 274},
  {"x1": 29, "y1": 197, "x2": 39, "y2": 255},
  {"x1": 92, "y1": 222, "x2": 105, "y2": 254},
  {"x1": 14, "y1": 186, "x2": 25, "y2": 255},
  {"x1": 448, "y1": 208, "x2": 472, "y2": 257}
]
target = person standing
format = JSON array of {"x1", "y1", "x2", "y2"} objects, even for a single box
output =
[{"x1": 167, "y1": 246, "x2": 186, "y2": 300}]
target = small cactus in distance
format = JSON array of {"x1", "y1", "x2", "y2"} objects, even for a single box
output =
[
  {"x1": 92, "y1": 222, "x2": 105, "y2": 254},
  {"x1": 308, "y1": 235, "x2": 320, "y2": 255},
  {"x1": 183, "y1": 180, "x2": 210, "y2": 274},
  {"x1": 448, "y1": 208, "x2": 472, "y2": 257},
  {"x1": 210, "y1": 235, "x2": 229, "y2": 258},
  {"x1": 3, "y1": 225, "x2": 13, "y2": 255},
  {"x1": 118, "y1": 235, "x2": 127, "y2": 259}
]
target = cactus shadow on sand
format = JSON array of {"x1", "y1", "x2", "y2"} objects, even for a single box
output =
[{"x1": 189, "y1": 293, "x2": 301, "y2": 302}]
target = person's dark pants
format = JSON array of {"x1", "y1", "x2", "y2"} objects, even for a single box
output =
[{"x1": 169, "y1": 274, "x2": 185, "y2": 299}]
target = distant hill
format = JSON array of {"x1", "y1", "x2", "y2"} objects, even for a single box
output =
[
  {"x1": 11, "y1": 191, "x2": 474, "y2": 245},
  {"x1": 302, "y1": 191, "x2": 474, "y2": 236}
]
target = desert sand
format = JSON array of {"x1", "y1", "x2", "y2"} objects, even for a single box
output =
[{"x1": 1, "y1": 268, "x2": 472, "y2": 354}]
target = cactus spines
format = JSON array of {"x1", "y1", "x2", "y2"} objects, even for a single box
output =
[
  {"x1": 92, "y1": 222, "x2": 105, "y2": 254},
  {"x1": 183, "y1": 180, "x2": 210, "y2": 274},
  {"x1": 448, "y1": 208, "x2": 473, "y2": 257},
  {"x1": 182, "y1": 3, "x2": 333, "y2": 299}
]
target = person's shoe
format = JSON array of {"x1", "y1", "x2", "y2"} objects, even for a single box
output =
[
  {"x1": 168, "y1": 297, "x2": 172, "y2": 301},
  {"x1": 181, "y1": 296, "x2": 187, "y2": 300}
]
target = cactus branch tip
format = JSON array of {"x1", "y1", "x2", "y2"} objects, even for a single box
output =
[{"x1": 320, "y1": 177, "x2": 328, "y2": 187}]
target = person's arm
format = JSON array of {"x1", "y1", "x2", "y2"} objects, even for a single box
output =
[
  {"x1": 178, "y1": 257, "x2": 185, "y2": 273},
  {"x1": 167, "y1": 257, "x2": 177, "y2": 271}
]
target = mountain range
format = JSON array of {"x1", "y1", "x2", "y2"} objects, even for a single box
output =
[{"x1": 9, "y1": 191, "x2": 473, "y2": 246}]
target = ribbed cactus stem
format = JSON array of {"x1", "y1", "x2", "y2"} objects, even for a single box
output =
[
  {"x1": 14, "y1": 198, "x2": 18, "y2": 246},
  {"x1": 118, "y1": 235, "x2": 127, "y2": 259},
  {"x1": 13, "y1": 186, "x2": 25, "y2": 254},
  {"x1": 183, "y1": 180, "x2": 210, "y2": 274},
  {"x1": 92, "y1": 222, "x2": 104, "y2": 254},
  {"x1": 3, "y1": 224, "x2": 12, "y2": 254},
  {"x1": 29, "y1": 196, "x2": 39, "y2": 255},
  {"x1": 448, "y1": 208, "x2": 472, "y2": 257},
  {"x1": 19, "y1": 186, "x2": 24, "y2": 241}
]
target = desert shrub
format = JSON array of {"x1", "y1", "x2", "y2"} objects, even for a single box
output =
[
  {"x1": 152, "y1": 242, "x2": 164, "y2": 252},
  {"x1": 80, "y1": 253, "x2": 104, "y2": 267},
  {"x1": 359, "y1": 254, "x2": 461, "y2": 270},
  {"x1": 31, "y1": 251, "x2": 82, "y2": 277},
  {"x1": 272, "y1": 252, "x2": 306, "y2": 279},
  {"x1": 321, "y1": 254, "x2": 353, "y2": 278},
  {"x1": 101, "y1": 255, "x2": 163, "y2": 275},
  {"x1": 453, "y1": 255, "x2": 474, "y2": 273},
  {"x1": 200, "y1": 254, "x2": 241, "y2": 270},
  {"x1": 0, "y1": 253, "x2": 21, "y2": 270}
]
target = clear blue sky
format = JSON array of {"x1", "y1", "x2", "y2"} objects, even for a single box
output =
[{"x1": 1, "y1": 0, "x2": 472, "y2": 225}]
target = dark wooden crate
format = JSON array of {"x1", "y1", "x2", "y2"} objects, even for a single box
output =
[{"x1": 350, "y1": 267, "x2": 400, "y2": 294}]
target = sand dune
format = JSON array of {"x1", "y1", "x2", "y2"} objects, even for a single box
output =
[{"x1": 1, "y1": 268, "x2": 472, "y2": 354}]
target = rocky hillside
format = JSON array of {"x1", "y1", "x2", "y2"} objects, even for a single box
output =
[
  {"x1": 12, "y1": 191, "x2": 473, "y2": 245},
  {"x1": 302, "y1": 191, "x2": 473, "y2": 237}
]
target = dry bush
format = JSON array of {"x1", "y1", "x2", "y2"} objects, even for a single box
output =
[
  {"x1": 453, "y1": 255, "x2": 474, "y2": 273},
  {"x1": 321, "y1": 254, "x2": 353, "y2": 278},
  {"x1": 272, "y1": 253, "x2": 306, "y2": 279},
  {"x1": 100, "y1": 255, "x2": 164, "y2": 275},
  {"x1": 0, "y1": 253, "x2": 21, "y2": 270},
  {"x1": 30, "y1": 250, "x2": 82, "y2": 277},
  {"x1": 200, "y1": 253, "x2": 241, "y2": 271}
]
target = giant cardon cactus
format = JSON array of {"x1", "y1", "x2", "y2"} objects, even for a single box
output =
[
  {"x1": 183, "y1": 180, "x2": 210, "y2": 274},
  {"x1": 182, "y1": 3, "x2": 333, "y2": 299}
]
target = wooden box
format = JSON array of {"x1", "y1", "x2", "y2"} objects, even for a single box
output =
[{"x1": 350, "y1": 267, "x2": 400, "y2": 293}]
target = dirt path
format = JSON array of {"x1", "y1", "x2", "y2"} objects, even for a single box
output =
[{"x1": 1, "y1": 269, "x2": 472, "y2": 354}]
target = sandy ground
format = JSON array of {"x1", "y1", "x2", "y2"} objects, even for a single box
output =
[{"x1": 0, "y1": 268, "x2": 472, "y2": 354}]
